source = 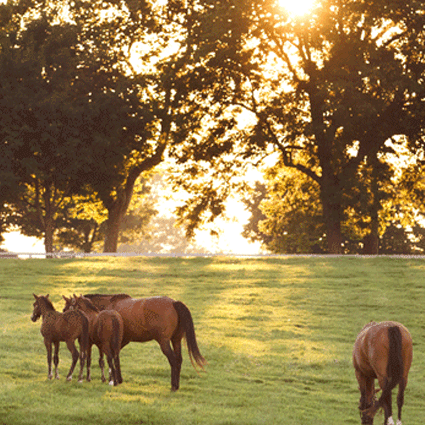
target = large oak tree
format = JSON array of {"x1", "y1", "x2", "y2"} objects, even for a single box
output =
[
  {"x1": 169, "y1": 0, "x2": 425, "y2": 253},
  {"x1": 0, "y1": 0, "x2": 200, "y2": 252}
]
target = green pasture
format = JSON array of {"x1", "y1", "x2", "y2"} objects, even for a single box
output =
[{"x1": 1, "y1": 256, "x2": 424, "y2": 425}]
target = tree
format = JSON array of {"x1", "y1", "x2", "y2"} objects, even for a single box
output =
[
  {"x1": 0, "y1": 0, "x2": 187, "y2": 252},
  {"x1": 379, "y1": 222, "x2": 413, "y2": 255},
  {"x1": 0, "y1": 14, "x2": 100, "y2": 252},
  {"x1": 242, "y1": 165, "x2": 326, "y2": 253},
  {"x1": 167, "y1": 0, "x2": 425, "y2": 253}
]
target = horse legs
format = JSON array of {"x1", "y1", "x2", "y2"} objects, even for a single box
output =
[
  {"x1": 85, "y1": 343, "x2": 92, "y2": 382},
  {"x1": 356, "y1": 371, "x2": 375, "y2": 424},
  {"x1": 382, "y1": 386, "x2": 393, "y2": 425},
  {"x1": 105, "y1": 352, "x2": 117, "y2": 386},
  {"x1": 377, "y1": 376, "x2": 394, "y2": 425},
  {"x1": 65, "y1": 340, "x2": 79, "y2": 381},
  {"x1": 396, "y1": 378, "x2": 407, "y2": 425},
  {"x1": 53, "y1": 341, "x2": 60, "y2": 379},
  {"x1": 114, "y1": 352, "x2": 123, "y2": 384},
  {"x1": 99, "y1": 351, "x2": 107, "y2": 383},
  {"x1": 159, "y1": 339, "x2": 180, "y2": 391},
  {"x1": 44, "y1": 339, "x2": 53, "y2": 380},
  {"x1": 172, "y1": 336, "x2": 183, "y2": 388},
  {"x1": 77, "y1": 341, "x2": 88, "y2": 383}
]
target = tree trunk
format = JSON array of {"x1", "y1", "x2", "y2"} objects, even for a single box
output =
[
  {"x1": 102, "y1": 143, "x2": 167, "y2": 253},
  {"x1": 362, "y1": 153, "x2": 380, "y2": 255},
  {"x1": 44, "y1": 217, "x2": 54, "y2": 255},
  {"x1": 320, "y1": 169, "x2": 344, "y2": 254},
  {"x1": 322, "y1": 197, "x2": 344, "y2": 254},
  {"x1": 40, "y1": 183, "x2": 55, "y2": 255},
  {"x1": 103, "y1": 178, "x2": 136, "y2": 253},
  {"x1": 103, "y1": 206, "x2": 123, "y2": 253}
]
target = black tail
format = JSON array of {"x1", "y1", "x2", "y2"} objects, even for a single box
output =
[
  {"x1": 173, "y1": 301, "x2": 206, "y2": 371},
  {"x1": 111, "y1": 315, "x2": 121, "y2": 357},
  {"x1": 377, "y1": 326, "x2": 403, "y2": 407},
  {"x1": 78, "y1": 310, "x2": 90, "y2": 358}
]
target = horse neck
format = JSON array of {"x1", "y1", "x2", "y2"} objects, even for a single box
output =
[
  {"x1": 76, "y1": 305, "x2": 98, "y2": 321},
  {"x1": 39, "y1": 299, "x2": 56, "y2": 317}
]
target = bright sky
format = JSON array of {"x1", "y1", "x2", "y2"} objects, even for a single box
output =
[
  {"x1": 278, "y1": 0, "x2": 316, "y2": 17},
  {"x1": 2, "y1": 231, "x2": 45, "y2": 253},
  {"x1": 1, "y1": 191, "x2": 264, "y2": 255},
  {"x1": 1, "y1": 214, "x2": 262, "y2": 255}
]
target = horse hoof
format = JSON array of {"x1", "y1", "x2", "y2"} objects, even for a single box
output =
[
  {"x1": 109, "y1": 381, "x2": 114, "y2": 386},
  {"x1": 66, "y1": 377, "x2": 72, "y2": 382}
]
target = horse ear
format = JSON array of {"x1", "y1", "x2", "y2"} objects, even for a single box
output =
[
  {"x1": 33, "y1": 293, "x2": 38, "y2": 299},
  {"x1": 46, "y1": 294, "x2": 50, "y2": 298},
  {"x1": 62, "y1": 295, "x2": 68, "y2": 301}
]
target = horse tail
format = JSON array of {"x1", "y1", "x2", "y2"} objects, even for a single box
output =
[
  {"x1": 376, "y1": 326, "x2": 403, "y2": 409},
  {"x1": 386, "y1": 326, "x2": 404, "y2": 388},
  {"x1": 79, "y1": 310, "x2": 90, "y2": 358},
  {"x1": 173, "y1": 301, "x2": 206, "y2": 371},
  {"x1": 111, "y1": 314, "x2": 121, "y2": 357}
]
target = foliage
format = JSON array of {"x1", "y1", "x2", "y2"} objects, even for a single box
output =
[
  {"x1": 255, "y1": 166, "x2": 326, "y2": 253},
  {"x1": 0, "y1": 0, "x2": 147, "y2": 251},
  {"x1": 242, "y1": 148, "x2": 425, "y2": 254},
  {"x1": 168, "y1": 0, "x2": 425, "y2": 253},
  {"x1": 1, "y1": 256, "x2": 425, "y2": 424}
]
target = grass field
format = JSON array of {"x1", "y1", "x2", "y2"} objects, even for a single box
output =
[{"x1": 1, "y1": 256, "x2": 424, "y2": 425}]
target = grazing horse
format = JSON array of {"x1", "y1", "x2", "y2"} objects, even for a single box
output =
[
  {"x1": 31, "y1": 294, "x2": 89, "y2": 382},
  {"x1": 63, "y1": 295, "x2": 124, "y2": 386},
  {"x1": 83, "y1": 293, "x2": 206, "y2": 391},
  {"x1": 353, "y1": 321, "x2": 413, "y2": 425}
]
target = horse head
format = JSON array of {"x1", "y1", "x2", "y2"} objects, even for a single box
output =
[
  {"x1": 62, "y1": 295, "x2": 77, "y2": 312},
  {"x1": 359, "y1": 385, "x2": 381, "y2": 424},
  {"x1": 31, "y1": 294, "x2": 50, "y2": 322}
]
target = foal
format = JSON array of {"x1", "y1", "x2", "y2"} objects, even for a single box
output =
[
  {"x1": 63, "y1": 295, "x2": 124, "y2": 386},
  {"x1": 31, "y1": 294, "x2": 89, "y2": 382}
]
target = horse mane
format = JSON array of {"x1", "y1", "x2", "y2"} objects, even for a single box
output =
[
  {"x1": 79, "y1": 297, "x2": 100, "y2": 313},
  {"x1": 110, "y1": 294, "x2": 131, "y2": 302},
  {"x1": 40, "y1": 296, "x2": 55, "y2": 311},
  {"x1": 85, "y1": 293, "x2": 131, "y2": 301}
]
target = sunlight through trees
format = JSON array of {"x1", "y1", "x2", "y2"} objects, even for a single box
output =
[{"x1": 1, "y1": 0, "x2": 425, "y2": 255}]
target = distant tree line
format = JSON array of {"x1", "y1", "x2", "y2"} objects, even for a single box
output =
[{"x1": 1, "y1": 0, "x2": 425, "y2": 254}]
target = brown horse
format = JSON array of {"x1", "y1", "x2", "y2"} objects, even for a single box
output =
[
  {"x1": 63, "y1": 295, "x2": 124, "y2": 386},
  {"x1": 83, "y1": 293, "x2": 206, "y2": 391},
  {"x1": 31, "y1": 294, "x2": 89, "y2": 382},
  {"x1": 353, "y1": 321, "x2": 413, "y2": 425}
]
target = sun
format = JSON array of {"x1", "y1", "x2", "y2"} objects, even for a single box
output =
[{"x1": 279, "y1": 0, "x2": 316, "y2": 17}]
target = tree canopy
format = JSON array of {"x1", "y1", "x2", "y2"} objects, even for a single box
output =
[
  {"x1": 168, "y1": 0, "x2": 425, "y2": 253},
  {"x1": 1, "y1": 0, "x2": 425, "y2": 254}
]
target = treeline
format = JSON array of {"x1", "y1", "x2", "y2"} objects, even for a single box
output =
[{"x1": 1, "y1": 0, "x2": 425, "y2": 254}]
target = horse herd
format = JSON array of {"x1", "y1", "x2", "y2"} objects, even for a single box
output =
[
  {"x1": 31, "y1": 293, "x2": 412, "y2": 425},
  {"x1": 31, "y1": 293, "x2": 206, "y2": 390}
]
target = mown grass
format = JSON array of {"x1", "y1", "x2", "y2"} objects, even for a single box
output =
[{"x1": 1, "y1": 256, "x2": 425, "y2": 425}]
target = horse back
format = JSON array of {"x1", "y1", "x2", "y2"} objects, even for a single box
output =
[
  {"x1": 353, "y1": 321, "x2": 413, "y2": 380},
  {"x1": 85, "y1": 294, "x2": 131, "y2": 311},
  {"x1": 41, "y1": 310, "x2": 87, "y2": 342},
  {"x1": 113, "y1": 296, "x2": 178, "y2": 343},
  {"x1": 93, "y1": 310, "x2": 124, "y2": 348}
]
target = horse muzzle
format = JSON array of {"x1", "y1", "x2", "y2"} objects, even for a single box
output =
[{"x1": 31, "y1": 313, "x2": 40, "y2": 322}]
